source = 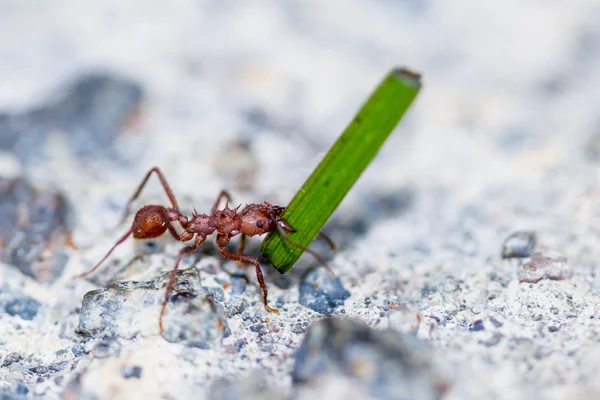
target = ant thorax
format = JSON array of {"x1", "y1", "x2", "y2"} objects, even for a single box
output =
[
  {"x1": 212, "y1": 204, "x2": 241, "y2": 236},
  {"x1": 187, "y1": 213, "x2": 215, "y2": 236}
]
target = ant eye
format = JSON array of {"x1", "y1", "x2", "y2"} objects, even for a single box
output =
[{"x1": 256, "y1": 221, "x2": 264, "y2": 228}]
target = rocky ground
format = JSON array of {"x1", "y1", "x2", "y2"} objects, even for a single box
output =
[{"x1": 1, "y1": 1, "x2": 600, "y2": 399}]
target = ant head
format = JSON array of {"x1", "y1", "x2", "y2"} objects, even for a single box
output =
[
  {"x1": 132, "y1": 205, "x2": 169, "y2": 239},
  {"x1": 239, "y1": 208, "x2": 274, "y2": 237}
]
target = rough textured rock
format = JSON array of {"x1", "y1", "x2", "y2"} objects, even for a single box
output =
[
  {"x1": 0, "y1": 176, "x2": 72, "y2": 282},
  {"x1": 77, "y1": 267, "x2": 229, "y2": 349},
  {"x1": 292, "y1": 318, "x2": 450, "y2": 400},
  {"x1": 298, "y1": 268, "x2": 350, "y2": 315}
]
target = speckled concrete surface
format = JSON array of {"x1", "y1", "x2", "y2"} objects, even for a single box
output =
[{"x1": 1, "y1": 1, "x2": 600, "y2": 399}]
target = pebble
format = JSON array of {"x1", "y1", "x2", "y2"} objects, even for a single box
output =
[
  {"x1": 121, "y1": 365, "x2": 142, "y2": 379},
  {"x1": 469, "y1": 320, "x2": 485, "y2": 331},
  {"x1": 501, "y1": 231, "x2": 537, "y2": 259},
  {"x1": 0, "y1": 177, "x2": 72, "y2": 283},
  {"x1": 2, "y1": 353, "x2": 22, "y2": 367},
  {"x1": 292, "y1": 317, "x2": 450, "y2": 400},
  {"x1": 92, "y1": 337, "x2": 122, "y2": 359},
  {"x1": 4, "y1": 296, "x2": 41, "y2": 320},
  {"x1": 298, "y1": 268, "x2": 350, "y2": 315},
  {"x1": 518, "y1": 251, "x2": 573, "y2": 283}
]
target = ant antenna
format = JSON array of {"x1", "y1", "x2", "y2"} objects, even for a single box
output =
[{"x1": 73, "y1": 228, "x2": 133, "y2": 279}]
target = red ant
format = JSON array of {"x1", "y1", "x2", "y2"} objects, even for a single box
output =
[{"x1": 74, "y1": 167, "x2": 334, "y2": 333}]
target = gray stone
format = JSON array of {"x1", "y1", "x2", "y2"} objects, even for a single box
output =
[
  {"x1": 0, "y1": 73, "x2": 143, "y2": 164},
  {"x1": 298, "y1": 268, "x2": 350, "y2": 315},
  {"x1": 292, "y1": 318, "x2": 450, "y2": 400},
  {"x1": 501, "y1": 231, "x2": 537, "y2": 259},
  {"x1": 78, "y1": 267, "x2": 229, "y2": 348},
  {"x1": 4, "y1": 296, "x2": 41, "y2": 320},
  {"x1": 0, "y1": 177, "x2": 72, "y2": 283}
]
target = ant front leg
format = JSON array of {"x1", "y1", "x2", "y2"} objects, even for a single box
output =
[
  {"x1": 217, "y1": 234, "x2": 278, "y2": 313},
  {"x1": 211, "y1": 190, "x2": 232, "y2": 214},
  {"x1": 119, "y1": 167, "x2": 182, "y2": 225}
]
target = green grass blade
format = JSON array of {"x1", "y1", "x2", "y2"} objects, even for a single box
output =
[{"x1": 261, "y1": 67, "x2": 422, "y2": 273}]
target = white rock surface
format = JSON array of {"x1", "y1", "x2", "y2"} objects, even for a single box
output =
[{"x1": 1, "y1": 1, "x2": 600, "y2": 399}]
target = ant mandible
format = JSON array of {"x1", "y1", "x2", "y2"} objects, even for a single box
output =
[{"x1": 74, "y1": 167, "x2": 334, "y2": 333}]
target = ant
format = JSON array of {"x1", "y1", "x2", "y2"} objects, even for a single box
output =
[{"x1": 74, "y1": 167, "x2": 334, "y2": 333}]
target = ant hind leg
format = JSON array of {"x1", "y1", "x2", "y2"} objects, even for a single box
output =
[{"x1": 120, "y1": 167, "x2": 182, "y2": 225}]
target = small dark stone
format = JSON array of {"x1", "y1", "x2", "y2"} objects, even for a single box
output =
[
  {"x1": 489, "y1": 317, "x2": 503, "y2": 328},
  {"x1": 2, "y1": 353, "x2": 22, "y2": 367},
  {"x1": 4, "y1": 297, "x2": 41, "y2": 320},
  {"x1": 0, "y1": 177, "x2": 72, "y2": 283},
  {"x1": 121, "y1": 365, "x2": 142, "y2": 379},
  {"x1": 201, "y1": 287, "x2": 224, "y2": 302},
  {"x1": 548, "y1": 325, "x2": 560, "y2": 333},
  {"x1": 28, "y1": 366, "x2": 49, "y2": 375},
  {"x1": 234, "y1": 339, "x2": 247, "y2": 351},
  {"x1": 501, "y1": 231, "x2": 537, "y2": 259},
  {"x1": 291, "y1": 323, "x2": 306, "y2": 334},
  {"x1": 299, "y1": 268, "x2": 351, "y2": 315},
  {"x1": 469, "y1": 320, "x2": 485, "y2": 331},
  {"x1": 229, "y1": 277, "x2": 247, "y2": 296},
  {"x1": 249, "y1": 324, "x2": 266, "y2": 335},
  {"x1": 92, "y1": 338, "x2": 122, "y2": 359},
  {"x1": 14, "y1": 384, "x2": 28, "y2": 395},
  {"x1": 71, "y1": 345, "x2": 84, "y2": 358},
  {"x1": 293, "y1": 317, "x2": 449, "y2": 400},
  {"x1": 49, "y1": 361, "x2": 68, "y2": 372}
]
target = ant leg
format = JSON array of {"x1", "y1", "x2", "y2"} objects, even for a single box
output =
[
  {"x1": 166, "y1": 221, "x2": 194, "y2": 243},
  {"x1": 73, "y1": 228, "x2": 133, "y2": 279},
  {"x1": 211, "y1": 190, "x2": 232, "y2": 214},
  {"x1": 120, "y1": 167, "x2": 181, "y2": 225},
  {"x1": 218, "y1": 244, "x2": 279, "y2": 313},
  {"x1": 159, "y1": 234, "x2": 205, "y2": 333},
  {"x1": 275, "y1": 220, "x2": 335, "y2": 278},
  {"x1": 235, "y1": 234, "x2": 249, "y2": 270}
]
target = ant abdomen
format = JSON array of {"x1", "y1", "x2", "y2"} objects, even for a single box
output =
[{"x1": 132, "y1": 205, "x2": 169, "y2": 239}]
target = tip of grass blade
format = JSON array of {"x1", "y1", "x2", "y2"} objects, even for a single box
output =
[
  {"x1": 262, "y1": 66, "x2": 422, "y2": 273},
  {"x1": 392, "y1": 67, "x2": 422, "y2": 88}
]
